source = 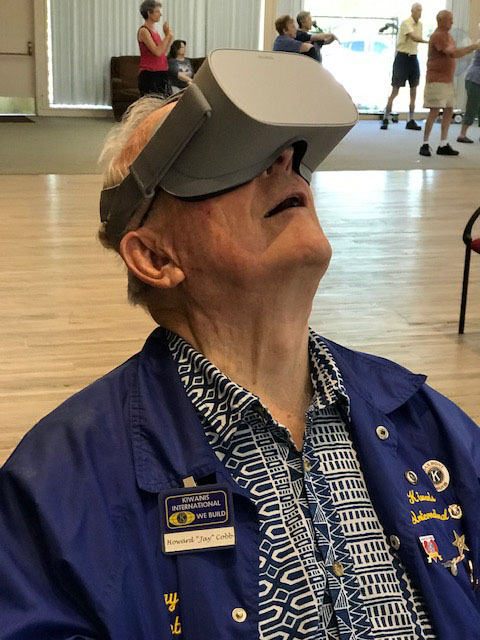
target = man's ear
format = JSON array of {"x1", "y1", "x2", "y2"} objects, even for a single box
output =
[{"x1": 119, "y1": 227, "x2": 185, "y2": 289}]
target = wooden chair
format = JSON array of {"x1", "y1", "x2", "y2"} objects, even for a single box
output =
[{"x1": 458, "y1": 206, "x2": 480, "y2": 333}]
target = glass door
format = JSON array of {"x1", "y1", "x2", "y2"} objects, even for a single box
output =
[{"x1": 304, "y1": 0, "x2": 441, "y2": 113}]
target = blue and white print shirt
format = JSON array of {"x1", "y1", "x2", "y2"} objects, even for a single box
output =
[{"x1": 166, "y1": 329, "x2": 436, "y2": 640}]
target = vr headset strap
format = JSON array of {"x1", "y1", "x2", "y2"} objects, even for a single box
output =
[{"x1": 100, "y1": 85, "x2": 212, "y2": 243}]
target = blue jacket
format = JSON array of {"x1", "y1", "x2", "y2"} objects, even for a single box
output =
[{"x1": 1, "y1": 328, "x2": 480, "y2": 639}]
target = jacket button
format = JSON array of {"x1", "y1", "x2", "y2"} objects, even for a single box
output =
[
  {"x1": 390, "y1": 535, "x2": 401, "y2": 550},
  {"x1": 303, "y1": 457, "x2": 312, "y2": 473},
  {"x1": 405, "y1": 470, "x2": 418, "y2": 485},
  {"x1": 332, "y1": 561, "x2": 344, "y2": 577},
  {"x1": 232, "y1": 608, "x2": 247, "y2": 623},
  {"x1": 375, "y1": 425, "x2": 389, "y2": 440}
]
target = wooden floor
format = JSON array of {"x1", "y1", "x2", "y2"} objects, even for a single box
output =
[{"x1": 1, "y1": 170, "x2": 479, "y2": 464}]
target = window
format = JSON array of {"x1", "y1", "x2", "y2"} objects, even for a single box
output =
[{"x1": 304, "y1": 0, "x2": 441, "y2": 113}]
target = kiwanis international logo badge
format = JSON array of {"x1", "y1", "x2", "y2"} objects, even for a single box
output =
[
  {"x1": 422, "y1": 460, "x2": 450, "y2": 492},
  {"x1": 169, "y1": 510, "x2": 195, "y2": 527}
]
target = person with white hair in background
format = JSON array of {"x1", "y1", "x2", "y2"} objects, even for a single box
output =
[
  {"x1": 381, "y1": 3, "x2": 428, "y2": 131},
  {"x1": 295, "y1": 10, "x2": 338, "y2": 63},
  {"x1": 420, "y1": 9, "x2": 480, "y2": 157}
]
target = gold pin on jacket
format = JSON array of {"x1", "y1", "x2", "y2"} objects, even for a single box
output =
[
  {"x1": 442, "y1": 531, "x2": 470, "y2": 577},
  {"x1": 452, "y1": 530, "x2": 469, "y2": 559},
  {"x1": 448, "y1": 504, "x2": 463, "y2": 520}
]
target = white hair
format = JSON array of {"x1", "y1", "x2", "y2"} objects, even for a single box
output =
[
  {"x1": 98, "y1": 95, "x2": 173, "y2": 306},
  {"x1": 99, "y1": 95, "x2": 169, "y2": 189}
]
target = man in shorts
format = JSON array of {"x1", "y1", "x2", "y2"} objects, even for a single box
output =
[
  {"x1": 381, "y1": 3, "x2": 427, "y2": 131},
  {"x1": 420, "y1": 10, "x2": 480, "y2": 157}
]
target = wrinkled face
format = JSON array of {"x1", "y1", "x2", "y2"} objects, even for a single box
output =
[
  {"x1": 284, "y1": 20, "x2": 297, "y2": 38},
  {"x1": 411, "y1": 5, "x2": 422, "y2": 22},
  {"x1": 147, "y1": 148, "x2": 331, "y2": 295},
  {"x1": 438, "y1": 11, "x2": 453, "y2": 30}
]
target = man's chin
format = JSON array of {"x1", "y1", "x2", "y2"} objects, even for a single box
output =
[
  {"x1": 273, "y1": 246, "x2": 331, "y2": 282},
  {"x1": 286, "y1": 238, "x2": 332, "y2": 269}
]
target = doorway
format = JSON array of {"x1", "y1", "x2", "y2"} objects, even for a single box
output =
[{"x1": 0, "y1": 0, "x2": 35, "y2": 115}]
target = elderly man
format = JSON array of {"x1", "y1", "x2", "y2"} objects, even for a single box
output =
[
  {"x1": 1, "y1": 50, "x2": 480, "y2": 640},
  {"x1": 381, "y1": 3, "x2": 428, "y2": 131},
  {"x1": 420, "y1": 9, "x2": 480, "y2": 156},
  {"x1": 295, "y1": 10, "x2": 338, "y2": 63}
]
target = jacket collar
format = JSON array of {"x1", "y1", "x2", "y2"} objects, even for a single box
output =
[
  {"x1": 321, "y1": 337, "x2": 426, "y2": 414},
  {"x1": 130, "y1": 328, "x2": 239, "y2": 493},
  {"x1": 130, "y1": 328, "x2": 426, "y2": 493}
]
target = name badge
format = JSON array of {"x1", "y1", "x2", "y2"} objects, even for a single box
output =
[{"x1": 159, "y1": 484, "x2": 236, "y2": 554}]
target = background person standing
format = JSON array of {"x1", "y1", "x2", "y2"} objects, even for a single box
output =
[
  {"x1": 457, "y1": 49, "x2": 480, "y2": 143},
  {"x1": 420, "y1": 10, "x2": 480, "y2": 157},
  {"x1": 381, "y1": 3, "x2": 427, "y2": 131},
  {"x1": 295, "y1": 11, "x2": 338, "y2": 64},
  {"x1": 137, "y1": 0, "x2": 174, "y2": 96}
]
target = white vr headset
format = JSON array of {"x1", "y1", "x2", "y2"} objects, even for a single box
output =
[{"x1": 100, "y1": 49, "x2": 358, "y2": 243}]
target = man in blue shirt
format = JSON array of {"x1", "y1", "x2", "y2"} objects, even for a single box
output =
[
  {"x1": 273, "y1": 14, "x2": 316, "y2": 60},
  {"x1": 1, "y1": 53, "x2": 480, "y2": 640}
]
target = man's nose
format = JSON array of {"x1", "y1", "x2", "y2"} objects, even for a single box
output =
[{"x1": 266, "y1": 147, "x2": 294, "y2": 175}]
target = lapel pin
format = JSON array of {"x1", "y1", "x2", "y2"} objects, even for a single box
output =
[
  {"x1": 452, "y1": 530, "x2": 469, "y2": 559},
  {"x1": 419, "y1": 534, "x2": 443, "y2": 563},
  {"x1": 448, "y1": 504, "x2": 462, "y2": 519},
  {"x1": 422, "y1": 460, "x2": 450, "y2": 492},
  {"x1": 443, "y1": 557, "x2": 460, "y2": 576}
]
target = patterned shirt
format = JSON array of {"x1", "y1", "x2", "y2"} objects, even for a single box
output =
[{"x1": 166, "y1": 328, "x2": 436, "y2": 640}]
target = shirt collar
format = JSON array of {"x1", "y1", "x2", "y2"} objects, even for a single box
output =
[
  {"x1": 166, "y1": 328, "x2": 349, "y2": 443},
  {"x1": 165, "y1": 329, "x2": 259, "y2": 444},
  {"x1": 130, "y1": 327, "x2": 427, "y2": 492},
  {"x1": 308, "y1": 330, "x2": 350, "y2": 412}
]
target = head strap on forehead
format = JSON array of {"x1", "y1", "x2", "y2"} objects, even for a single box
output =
[
  {"x1": 100, "y1": 85, "x2": 211, "y2": 243},
  {"x1": 100, "y1": 49, "x2": 358, "y2": 245}
]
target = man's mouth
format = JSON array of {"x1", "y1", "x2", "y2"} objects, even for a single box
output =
[{"x1": 265, "y1": 195, "x2": 305, "y2": 218}]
